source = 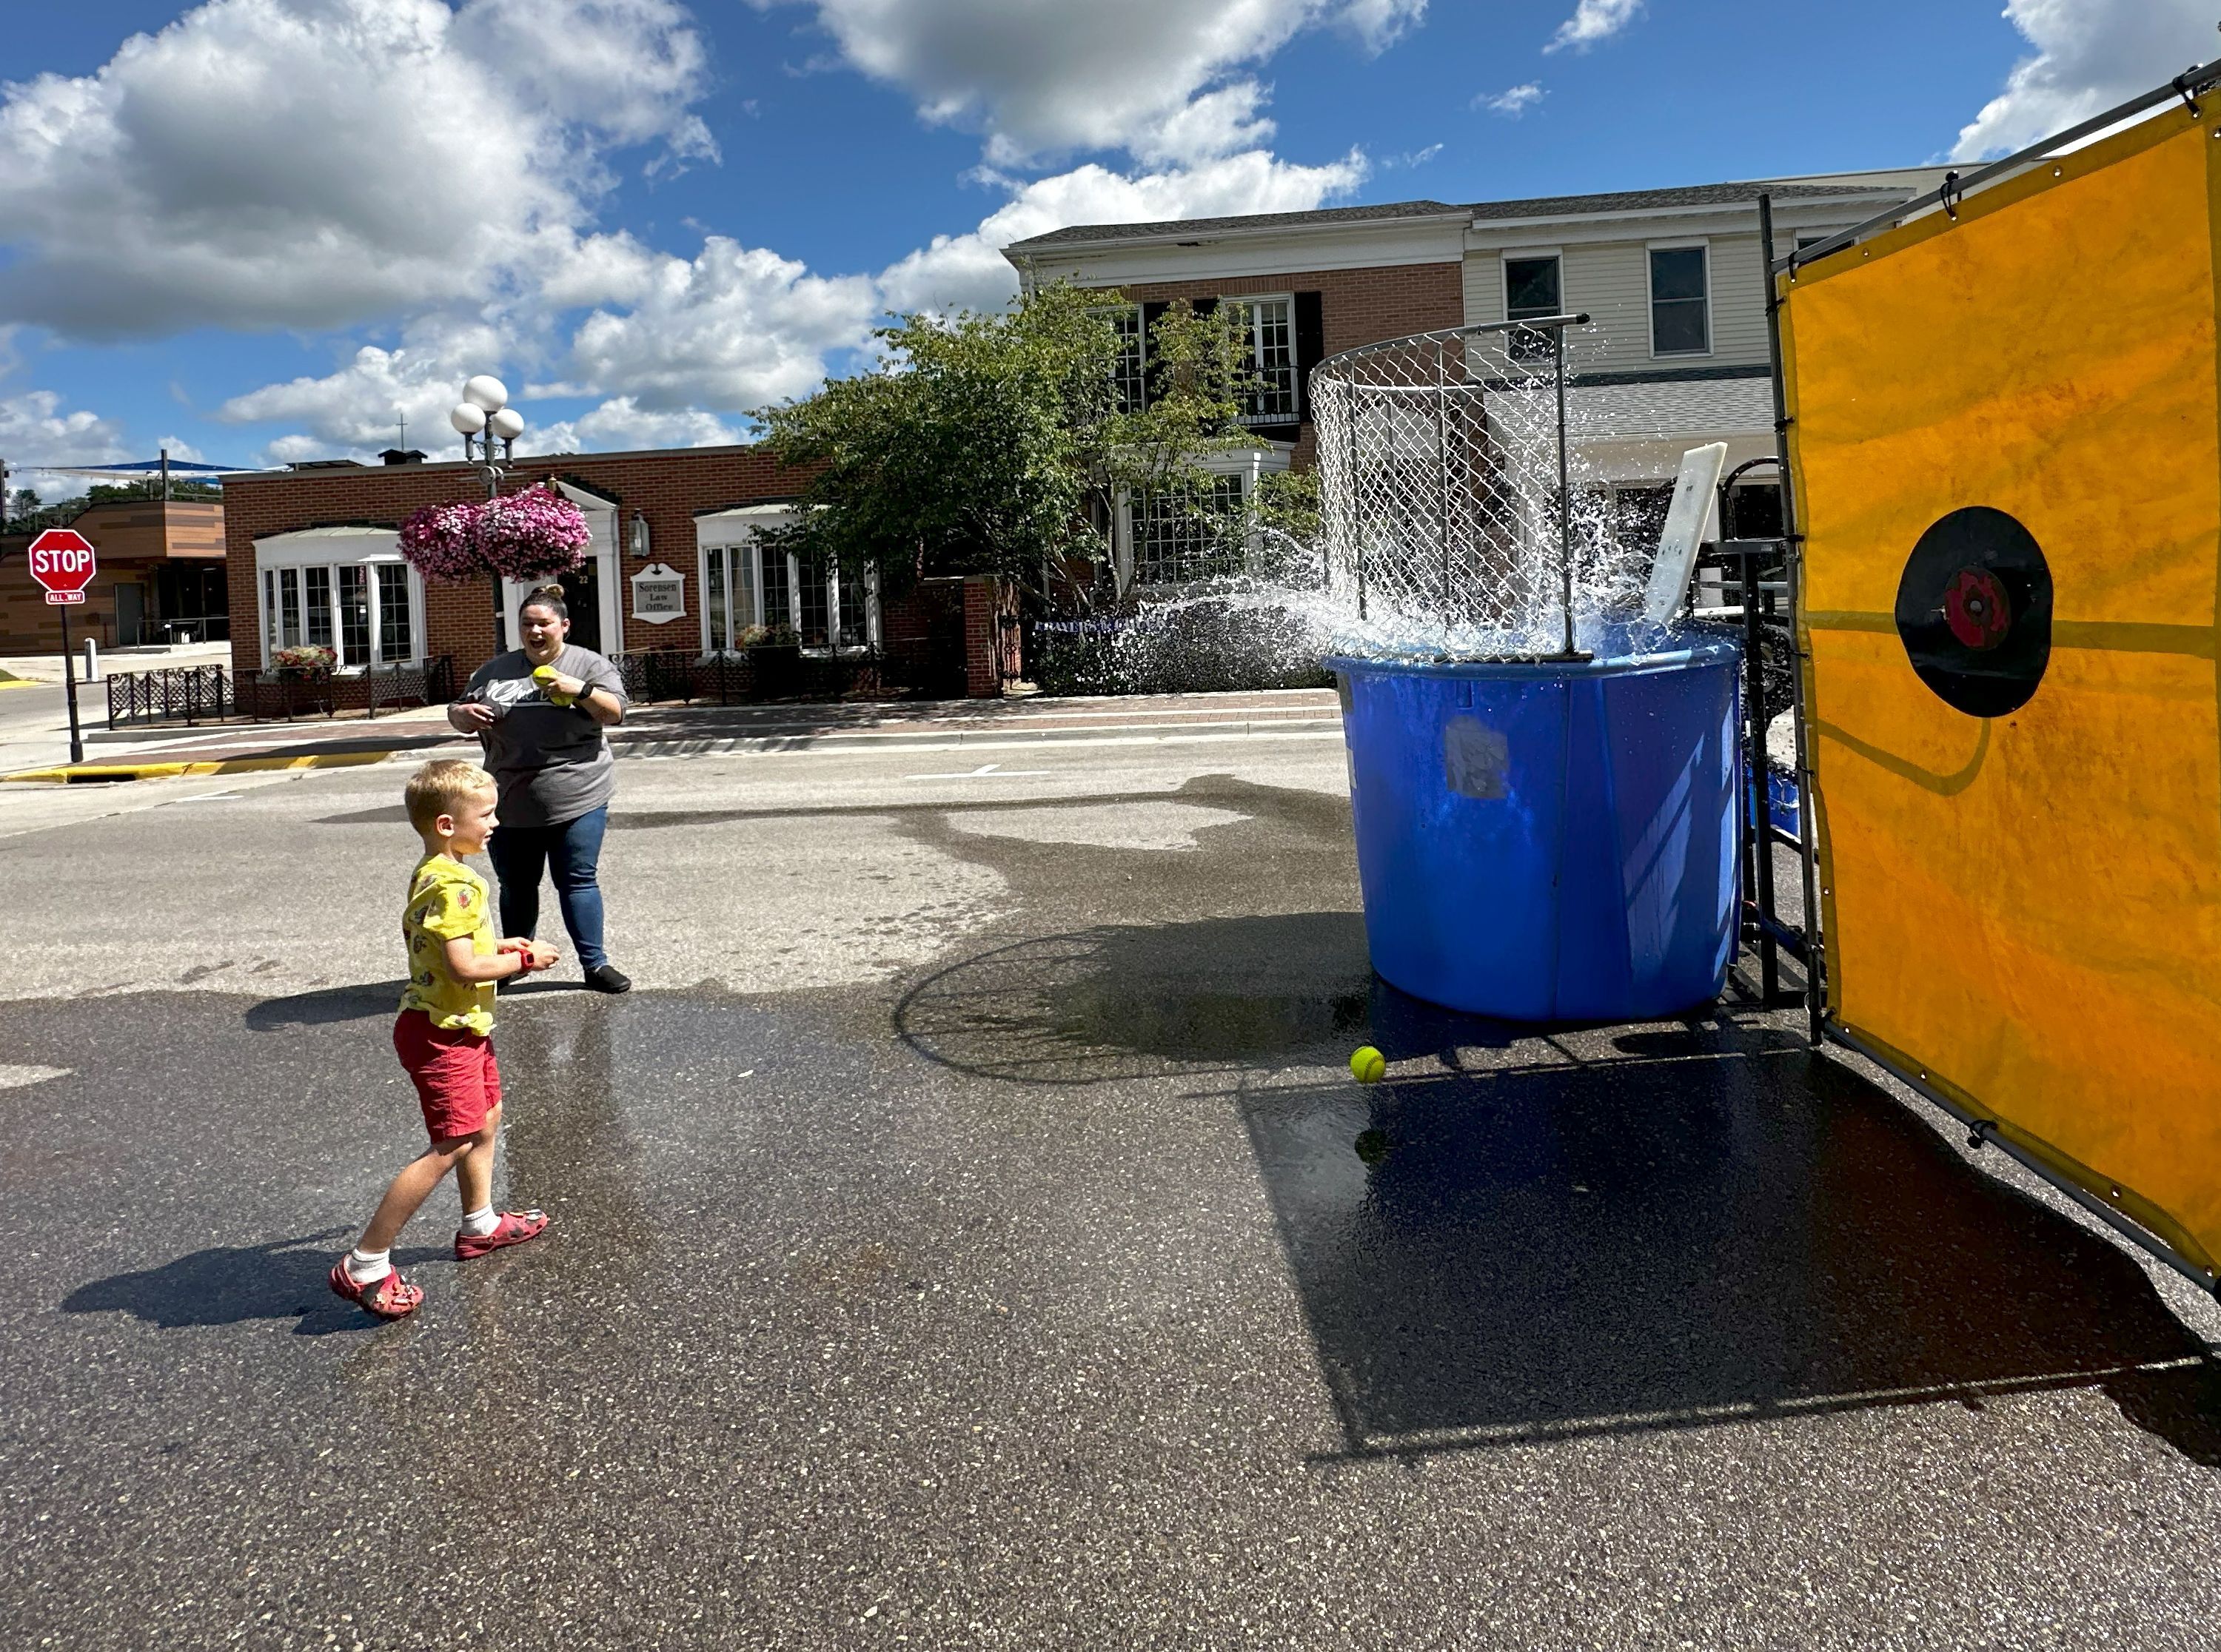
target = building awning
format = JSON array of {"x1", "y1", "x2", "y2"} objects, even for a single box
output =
[
  {"x1": 41, "y1": 457, "x2": 252, "y2": 481},
  {"x1": 1567, "y1": 376, "x2": 1775, "y2": 443},
  {"x1": 1567, "y1": 376, "x2": 1778, "y2": 486}
]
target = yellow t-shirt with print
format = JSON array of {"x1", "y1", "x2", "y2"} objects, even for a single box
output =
[{"x1": 400, "y1": 854, "x2": 497, "y2": 1035}]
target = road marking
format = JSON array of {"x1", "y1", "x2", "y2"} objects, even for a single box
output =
[
  {"x1": 902, "y1": 762, "x2": 1053, "y2": 780},
  {"x1": 0, "y1": 1064, "x2": 70, "y2": 1090}
]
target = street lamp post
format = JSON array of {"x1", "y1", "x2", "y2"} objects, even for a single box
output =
[{"x1": 450, "y1": 375, "x2": 527, "y2": 651}]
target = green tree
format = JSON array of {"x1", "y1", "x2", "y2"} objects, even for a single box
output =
[{"x1": 754, "y1": 281, "x2": 1262, "y2": 611}]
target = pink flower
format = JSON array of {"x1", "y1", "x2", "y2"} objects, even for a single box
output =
[
  {"x1": 398, "y1": 501, "x2": 485, "y2": 583},
  {"x1": 397, "y1": 486, "x2": 590, "y2": 583},
  {"x1": 478, "y1": 486, "x2": 590, "y2": 580}
]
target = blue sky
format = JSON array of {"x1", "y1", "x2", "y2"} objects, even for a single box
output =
[{"x1": 0, "y1": 0, "x2": 2205, "y2": 495}]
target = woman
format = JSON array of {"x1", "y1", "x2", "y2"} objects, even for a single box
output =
[{"x1": 449, "y1": 584, "x2": 632, "y2": 993}]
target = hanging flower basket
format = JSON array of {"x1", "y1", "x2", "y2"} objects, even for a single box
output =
[
  {"x1": 478, "y1": 486, "x2": 591, "y2": 581},
  {"x1": 397, "y1": 486, "x2": 589, "y2": 584},
  {"x1": 398, "y1": 502, "x2": 486, "y2": 584}
]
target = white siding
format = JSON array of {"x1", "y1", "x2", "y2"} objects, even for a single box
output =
[
  {"x1": 1706, "y1": 234, "x2": 1771, "y2": 363},
  {"x1": 1464, "y1": 232, "x2": 1777, "y2": 370},
  {"x1": 1461, "y1": 255, "x2": 1504, "y2": 326}
]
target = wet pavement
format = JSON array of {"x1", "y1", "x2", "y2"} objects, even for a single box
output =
[{"x1": 2, "y1": 734, "x2": 2218, "y2": 1648}]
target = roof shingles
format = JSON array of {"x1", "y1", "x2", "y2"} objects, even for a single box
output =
[{"x1": 1005, "y1": 180, "x2": 1912, "y2": 255}]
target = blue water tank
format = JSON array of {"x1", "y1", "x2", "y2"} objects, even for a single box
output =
[{"x1": 1330, "y1": 628, "x2": 1742, "y2": 1021}]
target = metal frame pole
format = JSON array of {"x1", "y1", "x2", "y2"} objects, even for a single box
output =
[
  {"x1": 58, "y1": 600, "x2": 83, "y2": 766},
  {"x1": 1435, "y1": 336, "x2": 1453, "y2": 630},
  {"x1": 1758, "y1": 191, "x2": 1827, "y2": 1042},
  {"x1": 1552, "y1": 322, "x2": 1575, "y2": 658}
]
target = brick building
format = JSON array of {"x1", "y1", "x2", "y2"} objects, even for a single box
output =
[
  {"x1": 1003, "y1": 170, "x2": 1948, "y2": 561},
  {"x1": 2, "y1": 497, "x2": 227, "y2": 653},
  {"x1": 221, "y1": 447, "x2": 1002, "y2": 708}
]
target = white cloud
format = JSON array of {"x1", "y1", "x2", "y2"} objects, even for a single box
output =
[
  {"x1": 1954, "y1": 0, "x2": 2217, "y2": 160},
  {"x1": 1478, "y1": 84, "x2": 1545, "y2": 117},
  {"x1": 753, "y1": 0, "x2": 1424, "y2": 162},
  {"x1": 881, "y1": 149, "x2": 1369, "y2": 315},
  {"x1": 560, "y1": 399, "x2": 743, "y2": 451},
  {"x1": 561, "y1": 240, "x2": 880, "y2": 411},
  {"x1": 215, "y1": 315, "x2": 509, "y2": 458},
  {"x1": 0, "y1": 389, "x2": 133, "y2": 500},
  {"x1": 0, "y1": 0, "x2": 712, "y2": 338},
  {"x1": 1544, "y1": 0, "x2": 1641, "y2": 55}
]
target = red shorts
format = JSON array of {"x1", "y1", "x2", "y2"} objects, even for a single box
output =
[{"x1": 392, "y1": 1010, "x2": 503, "y2": 1141}]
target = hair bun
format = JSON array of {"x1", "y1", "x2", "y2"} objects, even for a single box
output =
[{"x1": 530, "y1": 582, "x2": 565, "y2": 599}]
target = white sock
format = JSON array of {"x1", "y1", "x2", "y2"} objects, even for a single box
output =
[
  {"x1": 460, "y1": 1206, "x2": 500, "y2": 1238},
  {"x1": 346, "y1": 1246, "x2": 392, "y2": 1283}
]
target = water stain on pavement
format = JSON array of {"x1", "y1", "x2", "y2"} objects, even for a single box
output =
[{"x1": 1241, "y1": 1033, "x2": 2221, "y2": 1466}]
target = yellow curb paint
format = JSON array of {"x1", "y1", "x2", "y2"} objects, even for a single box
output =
[{"x1": 2, "y1": 750, "x2": 401, "y2": 785}]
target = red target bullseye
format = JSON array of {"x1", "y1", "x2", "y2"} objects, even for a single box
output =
[{"x1": 1943, "y1": 567, "x2": 2011, "y2": 651}]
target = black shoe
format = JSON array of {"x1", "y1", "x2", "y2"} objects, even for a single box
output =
[{"x1": 584, "y1": 964, "x2": 632, "y2": 994}]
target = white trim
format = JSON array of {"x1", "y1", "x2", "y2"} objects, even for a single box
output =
[
  {"x1": 692, "y1": 506, "x2": 879, "y2": 656},
  {"x1": 504, "y1": 486, "x2": 620, "y2": 654},
  {"x1": 251, "y1": 528, "x2": 426, "y2": 670},
  {"x1": 697, "y1": 503, "x2": 802, "y2": 529},
  {"x1": 1222, "y1": 291, "x2": 1299, "y2": 423},
  {"x1": 1644, "y1": 238, "x2": 1713, "y2": 359},
  {"x1": 1112, "y1": 442, "x2": 1293, "y2": 594}
]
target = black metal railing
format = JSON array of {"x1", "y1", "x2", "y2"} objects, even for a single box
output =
[
  {"x1": 363, "y1": 654, "x2": 455, "y2": 718},
  {"x1": 107, "y1": 664, "x2": 231, "y2": 728},
  {"x1": 103, "y1": 654, "x2": 455, "y2": 727},
  {"x1": 609, "y1": 647, "x2": 900, "y2": 707}
]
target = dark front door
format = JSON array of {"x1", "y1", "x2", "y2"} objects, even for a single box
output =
[{"x1": 558, "y1": 560, "x2": 602, "y2": 654}]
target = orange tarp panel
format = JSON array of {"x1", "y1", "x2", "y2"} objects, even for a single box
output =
[{"x1": 1782, "y1": 110, "x2": 2221, "y2": 1273}]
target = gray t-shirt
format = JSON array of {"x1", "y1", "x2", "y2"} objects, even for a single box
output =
[{"x1": 460, "y1": 645, "x2": 628, "y2": 828}]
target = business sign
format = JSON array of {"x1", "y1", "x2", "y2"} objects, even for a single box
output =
[{"x1": 630, "y1": 562, "x2": 686, "y2": 624}]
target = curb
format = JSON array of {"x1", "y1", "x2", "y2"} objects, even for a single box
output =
[{"x1": 2, "y1": 750, "x2": 403, "y2": 785}]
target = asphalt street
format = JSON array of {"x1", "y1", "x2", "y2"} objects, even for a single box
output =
[{"x1": 2, "y1": 729, "x2": 2217, "y2": 1649}]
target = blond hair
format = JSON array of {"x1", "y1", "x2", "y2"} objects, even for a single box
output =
[{"x1": 404, "y1": 758, "x2": 495, "y2": 834}]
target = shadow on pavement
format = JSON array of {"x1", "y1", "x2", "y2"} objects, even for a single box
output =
[
  {"x1": 1239, "y1": 1032, "x2": 2221, "y2": 1465},
  {"x1": 895, "y1": 913, "x2": 1377, "y2": 1084},
  {"x1": 245, "y1": 982, "x2": 406, "y2": 1030},
  {"x1": 61, "y1": 1231, "x2": 449, "y2": 1337}
]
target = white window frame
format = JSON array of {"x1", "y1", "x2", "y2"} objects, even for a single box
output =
[
  {"x1": 1645, "y1": 238, "x2": 1712, "y2": 359},
  {"x1": 252, "y1": 527, "x2": 426, "y2": 672},
  {"x1": 1500, "y1": 247, "x2": 1566, "y2": 361},
  {"x1": 694, "y1": 506, "x2": 880, "y2": 657},
  {"x1": 1111, "y1": 442, "x2": 1293, "y2": 594},
  {"x1": 1223, "y1": 292, "x2": 1299, "y2": 425},
  {"x1": 1093, "y1": 302, "x2": 1147, "y2": 414}
]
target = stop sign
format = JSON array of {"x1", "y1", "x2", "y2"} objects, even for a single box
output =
[{"x1": 27, "y1": 528, "x2": 97, "y2": 597}]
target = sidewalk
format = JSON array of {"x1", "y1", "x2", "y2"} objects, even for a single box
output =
[{"x1": 2, "y1": 689, "x2": 1344, "y2": 782}]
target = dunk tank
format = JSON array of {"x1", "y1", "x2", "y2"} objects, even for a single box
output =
[
  {"x1": 1314, "y1": 320, "x2": 1743, "y2": 1021},
  {"x1": 1778, "y1": 77, "x2": 2221, "y2": 1287}
]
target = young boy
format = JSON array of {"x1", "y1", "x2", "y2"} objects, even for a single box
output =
[{"x1": 330, "y1": 758, "x2": 560, "y2": 1319}]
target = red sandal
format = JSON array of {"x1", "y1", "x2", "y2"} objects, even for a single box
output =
[
  {"x1": 328, "y1": 1260, "x2": 423, "y2": 1320},
  {"x1": 455, "y1": 1209, "x2": 549, "y2": 1261}
]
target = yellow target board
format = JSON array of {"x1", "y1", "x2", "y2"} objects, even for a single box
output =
[{"x1": 1781, "y1": 108, "x2": 2221, "y2": 1277}]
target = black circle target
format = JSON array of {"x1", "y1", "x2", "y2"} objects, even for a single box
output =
[{"x1": 1894, "y1": 506, "x2": 2052, "y2": 718}]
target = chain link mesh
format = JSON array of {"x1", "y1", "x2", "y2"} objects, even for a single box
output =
[{"x1": 1313, "y1": 324, "x2": 1587, "y2": 658}]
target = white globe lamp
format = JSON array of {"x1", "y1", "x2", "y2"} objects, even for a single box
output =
[
  {"x1": 449, "y1": 402, "x2": 487, "y2": 436},
  {"x1": 486, "y1": 406, "x2": 525, "y2": 442},
  {"x1": 463, "y1": 375, "x2": 509, "y2": 412}
]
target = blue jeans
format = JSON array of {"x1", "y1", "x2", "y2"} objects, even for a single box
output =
[{"x1": 488, "y1": 805, "x2": 610, "y2": 970}]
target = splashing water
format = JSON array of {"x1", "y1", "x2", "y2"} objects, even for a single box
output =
[{"x1": 1056, "y1": 322, "x2": 1690, "y2": 694}]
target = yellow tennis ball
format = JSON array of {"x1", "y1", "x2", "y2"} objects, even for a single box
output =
[{"x1": 1350, "y1": 1045, "x2": 1386, "y2": 1084}]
